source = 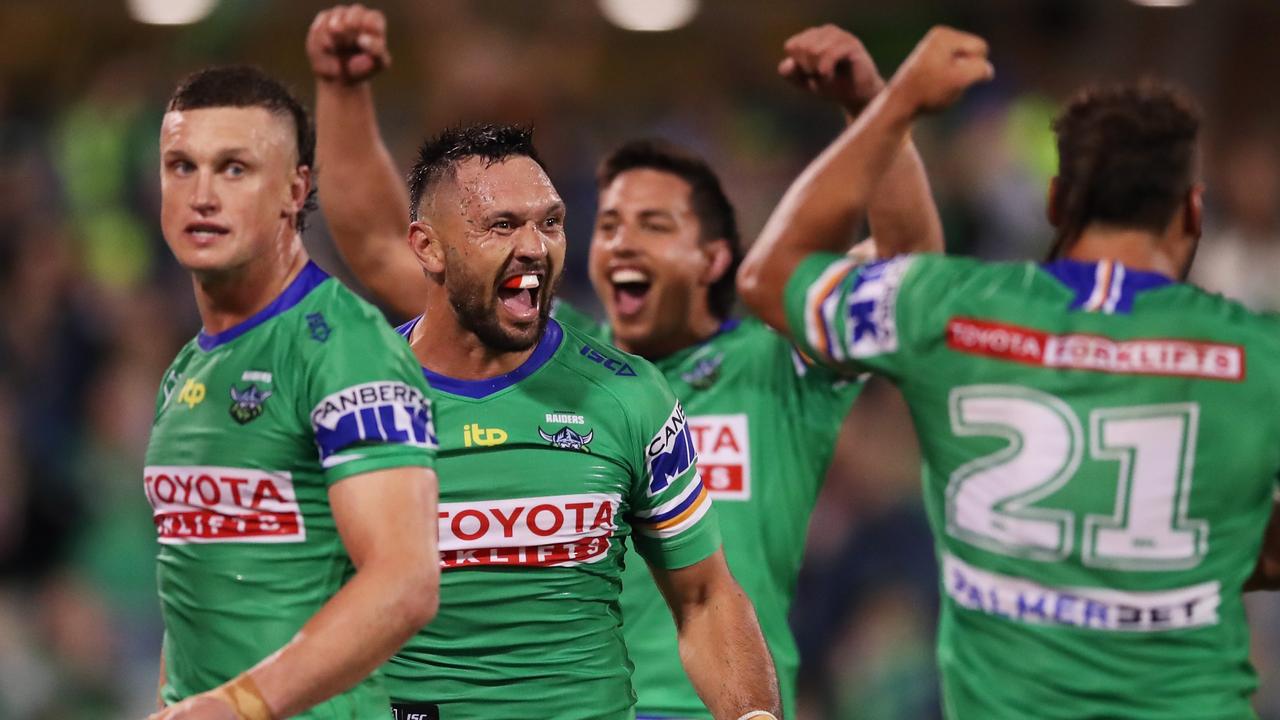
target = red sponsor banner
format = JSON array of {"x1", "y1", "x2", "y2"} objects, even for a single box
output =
[
  {"x1": 144, "y1": 466, "x2": 305, "y2": 544},
  {"x1": 946, "y1": 317, "x2": 1245, "y2": 381},
  {"x1": 689, "y1": 414, "x2": 751, "y2": 500},
  {"x1": 437, "y1": 493, "x2": 619, "y2": 569}
]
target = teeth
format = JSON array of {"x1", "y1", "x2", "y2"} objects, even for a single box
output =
[
  {"x1": 503, "y1": 273, "x2": 540, "y2": 290},
  {"x1": 611, "y1": 269, "x2": 649, "y2": 285}
]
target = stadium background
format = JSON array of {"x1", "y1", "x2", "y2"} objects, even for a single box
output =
[{"x1": 2, "y1": 0, "x2": 1280, "y2": 717}]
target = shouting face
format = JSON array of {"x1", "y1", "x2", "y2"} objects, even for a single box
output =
[
  {"x1": 590, "y1": 168, "x2": 729, "y2": 355},
  {"x1": 414, "y1": 155, "x2": 567, "y2": 352},
  {"x1": 159, "y1": 106, "x2": 308, "y2": 276}
]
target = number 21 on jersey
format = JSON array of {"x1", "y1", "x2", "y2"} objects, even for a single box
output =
[{"x1": 945, "y1": 385, "x2": 1207, "y2": 571}]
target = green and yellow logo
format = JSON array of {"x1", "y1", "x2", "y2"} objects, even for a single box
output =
[
  {"x1": 177, "y1": 378, "x2": 206, "y2": 408},
  {"x1": 463, "y1": 423, "x2": 507, "y2": 448}
]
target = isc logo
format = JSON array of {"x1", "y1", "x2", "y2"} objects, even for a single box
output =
[{"x1": 579, "y1": 344, "x2": 637, "y2": 377}]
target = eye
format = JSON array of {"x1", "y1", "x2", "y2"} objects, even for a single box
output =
[
  {"x1": 224, "y1": 162, "x2": 247, "y2": 178},
  {"x1": 642, "y1": 220, "x2": 674, "y2": 233},
  {"x1": 169, "y1": 159, "x2": 195, "y2": 175},
  {"x1": 492, "y1": 220, "x2": 513, "y2": 231},
  {"x1": 544, "y1": 216, "x2": 562, "y2": 229}
]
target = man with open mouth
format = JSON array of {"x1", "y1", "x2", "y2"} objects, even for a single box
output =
[
  {"x1": 309, "y1": 7, "x2": 943, "y2": 720},
  {"x1": 306, "y1": 6, "x2": 780, "y2": 720}
]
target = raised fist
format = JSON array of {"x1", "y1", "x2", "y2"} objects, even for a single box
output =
[
  {"x1": 307, "y1": 4, "x2": 391, "y2": 84},
  {"x1": 779, "y1": 24, "x2": 885, "y2": 113},
  {"x1": 887, "y1": 26, "x2": 993, "y2": 115}
]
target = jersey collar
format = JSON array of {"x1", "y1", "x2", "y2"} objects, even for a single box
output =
[
  {"x1": 397, "y1": 317, "x2": 565, "y2": 399},
  {"x1": 196, "y1": 261, "x2": 329, "y2": 351},
  {"x1": 1041, "y1": 259, "x2": 1174, "y2": 315}
]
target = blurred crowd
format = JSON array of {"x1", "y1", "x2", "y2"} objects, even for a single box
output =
[{"x1": 3, "y1": 1, "x2": 1280, "y2": 718}]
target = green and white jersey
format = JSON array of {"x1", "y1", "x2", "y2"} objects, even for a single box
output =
[
  {"x1": 145, "y1": 262, "x2": 437, "y2": 717},
  {"x1": 785, "y1": 252, "x2": 1280, "y2": 719},
  {"x1": 387, "y1": 317, "x2": 721, "y2": 720},
  {"x1": 602, "y1": 317, "x2": 860, "y2": 719}
]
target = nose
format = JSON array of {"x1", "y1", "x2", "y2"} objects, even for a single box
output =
[
  {"x1": 191, "y1": 169, "x2": 219, "y2": 214},
  {"x1": 513, "y1": 220, "x2": 550, "y2": 261}
]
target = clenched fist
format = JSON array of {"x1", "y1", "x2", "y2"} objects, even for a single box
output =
[
  {"x1": 779, "y1": 24, "x2": 885, "y2": 114},
  {"x1": 307, "y1": 4, "x2": 391, "y2": 84},
  {"x1": 886, "y1": 26, "x2": 993, "y2": 115}
]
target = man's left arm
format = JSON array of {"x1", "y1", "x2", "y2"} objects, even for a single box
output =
[
  {"x1": 649, "y1": 551, "x2": 781, "y2": 720},
  {"x1": 778, "y1": 24, "x2": 944, "y2": 259}
]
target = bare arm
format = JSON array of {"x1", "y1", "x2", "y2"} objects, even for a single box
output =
[
  {"x1": 650, "y1": 550, "x2": 780, "y2": 720},
  {"x1": 309, "y1": 5, "x2": 426, "y2": 319},
  {"x1": 778, "y1": 24, "x2": 943, "y2": 260},
  {"x1": 739, "y1": 26, "x2": 993, "y2": 335},
  {"x1": 151, "y1": 466, "x2": 440, "y2": 719}
]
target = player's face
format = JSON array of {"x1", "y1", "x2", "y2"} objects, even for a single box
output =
[
  {"x1": 159, "y1": 107, "x2": 305, "y2": 275},
  {"x1": 590, "y1": 169, "x2": 721, "y2": 351},
  {"x1": 435, "y1": 156, "x2": 566, "y2": 352}
]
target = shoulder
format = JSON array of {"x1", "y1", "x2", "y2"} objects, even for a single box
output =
[
  {"x1": 286, "y1": 277, "x2": 407, "y2": 357},
  {"x1": 553, "y1": 321, "x2": 676, "y2": 415}
]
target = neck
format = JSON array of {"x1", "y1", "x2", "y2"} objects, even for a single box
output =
[
  {"x1": 193, "y1": 238, "x2": 308, "y2": 335},
  {"x1": 409, "y1": 290, "x2": 540, "y2": 380},
  {"x1": 1064, "y1": 225, "x2": 1181, "y2": 279},
  {"x1": 614, "y1": 306, "x2": 722, "y2": 360}
]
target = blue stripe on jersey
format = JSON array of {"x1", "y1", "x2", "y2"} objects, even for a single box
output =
[
  {"x1": 197, "y1": 261, "x2": 330, "y2": 351},
  {"x1": 1042, "y1": 259, "x2": 1173, "y2": 315},
  {"x1": 399, "y1": 318, "x2": 565, "y2": 398}
]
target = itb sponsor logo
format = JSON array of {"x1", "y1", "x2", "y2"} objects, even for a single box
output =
[
  {"x1": 310, "y1": 382, "x2": 436, "y2": 465},
  {"x1": 689, "y1": 414, "x2": 750, "y2": 500},
  {"x1": 646, "y1": 402, "x2": 697, "y2": 496},
  {"x1": 144, "y1": 466, "x2": 305, "y2": 543},
  {"x1": 436, "y1": 493, "x2": 620, "y2": 568},
  {"x1": 463, "y1": 423, "x2": 507, "y2": 448}
]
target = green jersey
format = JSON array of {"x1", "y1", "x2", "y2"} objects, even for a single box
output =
[
  {"x1": 785, "y1": 252, "x2": 1280, "y2": 719},
  {"x1": 606, "y1": 317, "x2": 860, "y2": 719},
  {"x1": 386, "y1": 317, "x2": 721, "y2": 720},
  {"x1": 145, "y1": 262, "x2": 437, "y2": 717}
]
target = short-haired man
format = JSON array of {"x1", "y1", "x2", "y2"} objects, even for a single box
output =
[
  {"x1": 146, "y1": 65, "x2": 439, "y2": 720},
  {"x1": 306, "y1": 8, "x2": 781, "y2": 719}
]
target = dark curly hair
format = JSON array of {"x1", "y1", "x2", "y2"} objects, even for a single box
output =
[
  {"x1": 167, "y1": 65, "x2": 317, "y2": 233},
  {"x1": 407, "y1": 124, "x2": 546, "y2": 222},
  {"x1": 1047, "y1": 81, "x2": 1201, "y2": 259},
  {"x1": 596, "y1": 139, "x2": 741, "y2": 320}
]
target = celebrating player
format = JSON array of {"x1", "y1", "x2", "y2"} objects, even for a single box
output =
[
  {"x1": 740, "y1": 24, "x2": 1280, "y2": 719},
  {"x1": 308, "y1": 6, "x2": 780, "y2": 720},
  {"x1": 146, "y1": 67, "x2": 440, "y2": 720},
  {"x1": 308, "y1": 6, "x2": 941, "y2": 717}
]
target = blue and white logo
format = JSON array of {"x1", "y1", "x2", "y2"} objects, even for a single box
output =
[
  {"x1": 310, "y1": 382, "x2": 437, "y2": 465},
  {"x1": 840, "y1": 256, "x2": 912, "y2": 360},
  {"x1": 645, "y1": 401, "x2": 697, "y2": 496}
]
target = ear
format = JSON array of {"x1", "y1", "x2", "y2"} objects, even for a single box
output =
[
  {"x1": 1046, "y1": 176, "x2": 1063, "y2": 228},
  {"x1": 699, "y1": 238, "x2": 734, "y2": 287},
  {"x1": 286, "y1": 165, "x2": 312, "y2": 225},
  {"x1": 1183, "y1": 183, "x2": 1204, "y2": 238},
  {"x1": 409, "y1": 220, "x2": 446, "y2": 275}
]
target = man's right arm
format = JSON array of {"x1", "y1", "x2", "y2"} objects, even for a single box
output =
[
  {"x1": 309, "y1": 4, "x2": 425, "y2": 319},
  {"x1": 1247, "y1": 495, "x2": 1280, "y2": 591}
]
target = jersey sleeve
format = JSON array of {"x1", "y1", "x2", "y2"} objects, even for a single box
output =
[
  {"x1": 301, "y1": 299, "x2": 438, "y2": 485},
  {"x1": 783, "y1": 252, "x2": 931, "y2": 380},
  {"x1": 626, "y1": 376, "x2": 722, "y2": 571}
]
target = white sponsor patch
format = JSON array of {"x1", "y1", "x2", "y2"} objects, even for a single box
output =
[
  {"x1": 310, "y1": 381, "x2": 436, "y2": 462},
  {"x1": 943, "y1": 552, "x2": 1220, "y2": 632},
  {"x1": 689, "y1": 414, "x2": 751, "y2": 500},
  {"x1": 144, "y1": 465, "x2": 305, "y2": 544},
  {"x1": 436, "y1": 493, "x2": 620, "y2": 569}
]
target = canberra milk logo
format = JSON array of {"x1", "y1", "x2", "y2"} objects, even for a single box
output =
[
  {"x1": 645, "y1": 401, "x2": 697, "y2": 496},
  {"x1": 841, "y1": 256, "x2": 912, "y2": 360},
  {"x1": 310, "y1": 381, "x2": 436, "y2": 465}
]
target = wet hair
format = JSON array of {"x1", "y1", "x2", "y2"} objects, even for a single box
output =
[
  {"x1": 1047, "y1": 81, "x2": 1201, "y2": 259},
  {"x1": 167, "y1": 65, "x2": 317, "y2": 232},
  {"x1": 408, "y1": 124, "x2": 546, "y2": 221},
  {"x1": 596, "y1": 139, "x2": 741, "y2": 320}
]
